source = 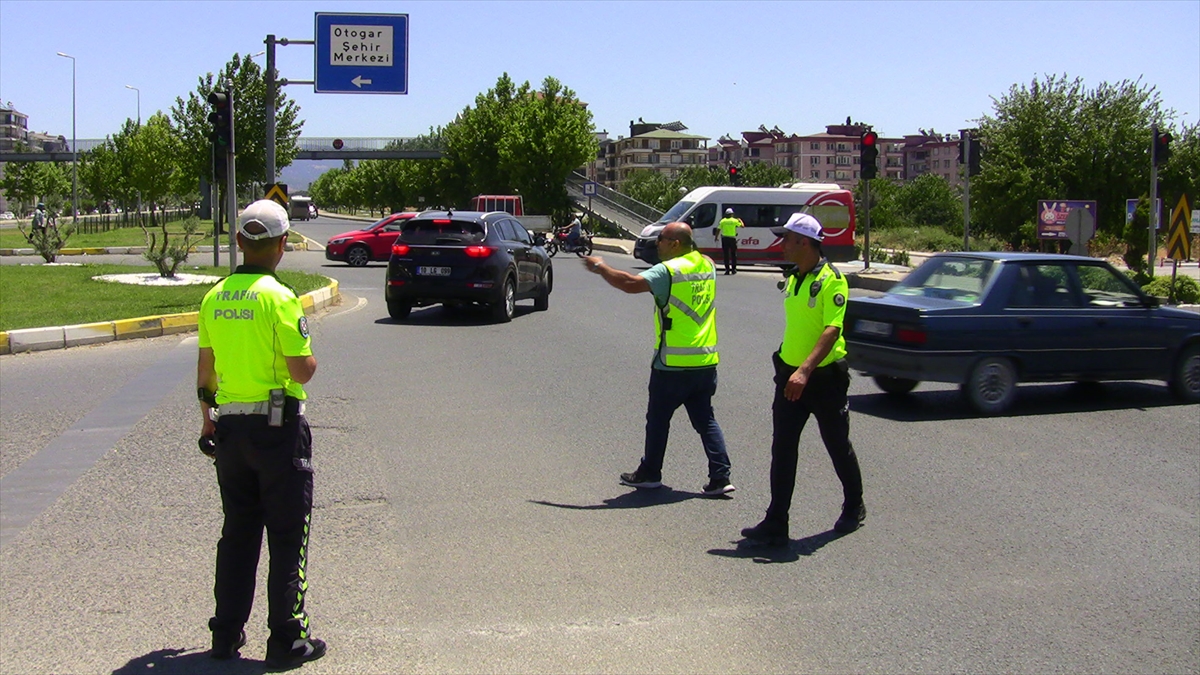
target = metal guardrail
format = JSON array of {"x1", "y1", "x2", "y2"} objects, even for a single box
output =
[{"x1": 566, "y1": 172, "x2": 666, "y2": 239}]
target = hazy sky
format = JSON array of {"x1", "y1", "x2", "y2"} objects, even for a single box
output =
[{"x1": 2, "y1": 0, "x2": 1197, "y2": 143}]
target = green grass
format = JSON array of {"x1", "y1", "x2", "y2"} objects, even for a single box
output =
[
  {"x1": 0, "y1": 264, "x2": 330, "y2": 331},
  {"x1": 860, "y1": 226, "x2": 1007, "y2": 253},
  {"x1": 0, "y1": 223, "x2": 218, "y2": 249}
]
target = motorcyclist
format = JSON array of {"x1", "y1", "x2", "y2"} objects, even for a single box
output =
[{"x1": 31, "y1": 202, "x2": 47, "y2": 232}]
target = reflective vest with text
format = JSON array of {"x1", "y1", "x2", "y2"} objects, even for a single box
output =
[{"x1": 654, "y1": 250, "x2": 719, "y2": 368}]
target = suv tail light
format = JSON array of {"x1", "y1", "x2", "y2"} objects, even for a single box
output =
[
  {"x1": 391, "y1": 243, "x2": 410, "y2": 256},
  {"x1": 464, "y1": 245, "x2": 495, "y2": 258}
]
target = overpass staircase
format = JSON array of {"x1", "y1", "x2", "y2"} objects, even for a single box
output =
[{"x1": 565, "y1": 172, "x2": 663, "y2": 240}]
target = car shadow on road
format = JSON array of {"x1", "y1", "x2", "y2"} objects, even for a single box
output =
[
  {"x1": 529, "y1": 487, "x2": 702, "y2": 510},
  {"x1": 851, "y1": 381, "x2": 1191, "y2": 422},
  {"x1": 112, "y1": 648, "x2": 268, "y2": 674},
  {"x1": 707, "y1": 529, "x2": 849, "y2": 564},
  {"x1": 374, "y1": 305, "x2": 537, "y2": 327}
]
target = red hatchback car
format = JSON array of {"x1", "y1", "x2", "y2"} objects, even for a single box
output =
[{"x1": 325, "y1": 212, "x2": 417, "y2": 266}]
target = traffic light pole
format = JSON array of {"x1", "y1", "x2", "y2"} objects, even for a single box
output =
[
  {"x1": 863, "y1": 179, "x2": 871, "y2": 270},
  {"x1": 963, "y1": 134, "x2": 971, "y2": 252},
  {"x1": 265, "y1": 35, "x2": 276, "y2": 185},
  {"x1": 1149, "y1": 124, "x2": 1159, "y2": 276},
  {"x1": 226, "y1": 86, "x2": 238, "y2": 274}
]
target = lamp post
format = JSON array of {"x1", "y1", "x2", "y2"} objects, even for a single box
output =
[
  {"x1": 125, "y1": 85, "x2": 141, "y2": 224},
  {"x1": 124, "y1": 84, "x2": 140, "y2": 125},
  {"x1": 55, "y1": 51, "x2": 77, "y2": 224}
]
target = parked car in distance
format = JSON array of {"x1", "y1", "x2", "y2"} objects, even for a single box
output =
[
  {"x1": 0, "y1": 211, "x2": 14, "y2": 219},
  {"x1": 385, "y1": 210, "x2": 552, "y2": 323},
  {"x1": 325, "y1": 212, "x2": 416, "y2": 266},
  {"x1": 844, "y1": 252, "x2": 1200, "y2": 415}
]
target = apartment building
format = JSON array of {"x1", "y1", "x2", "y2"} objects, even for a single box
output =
[
  {"x1": 610, "y1": 119, "x2": 709, "y2": 188},
  {"x1": 901, "y1": 129, "x2": 964, "y2": 188}
]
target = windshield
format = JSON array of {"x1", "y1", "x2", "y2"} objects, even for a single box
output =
[
  {"x1": 655, "y1": 200, "x2": 695, "y2": 224},
  {"x1": 890, "y1": 256, "x2": 995, "y2": 304}
]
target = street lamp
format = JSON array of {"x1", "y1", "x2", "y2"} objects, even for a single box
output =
[
  {"x1": 125, "y1": 85, "x2": 141, "y2": 224},
  {"x1": 124, "y1": 84, "x2": 140, "y2": 125},
  {"x1": 55, "y1": 51, "x2": 77, "y2": 224}
]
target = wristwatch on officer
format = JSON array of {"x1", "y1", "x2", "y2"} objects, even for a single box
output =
[{"x1": 197, "y1": 388, "x2": 217, "y2": 407}]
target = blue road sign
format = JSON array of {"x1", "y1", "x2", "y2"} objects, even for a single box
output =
[
  {"x1": 583, "y1": 181, "x2": 598, "y2": 196},
  {"x1": 315, "y1": 13, "x2": 408, "y2": 94}
]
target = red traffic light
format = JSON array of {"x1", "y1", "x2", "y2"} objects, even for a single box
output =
[
  {"x1": 728, "y1": 166, "x2": 739, "y2": 175},
  {"x1": 861, "y1": 131, "x2": 878, "y2": 146}
]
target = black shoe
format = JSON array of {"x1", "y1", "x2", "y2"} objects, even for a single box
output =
[
  {"x1": 834, "y1": 503, "x2": 866, "y2": 533},
  {"x1": 701, "y1": 477, "x2": 735, "y2": 496},
  {"x1": 741, "y1": 519, "x2": 788, "y2": 545},
  {"x1": 723, "y1": 270, "x2": 731, "y2": 275},
  {"x1": 210, "y1": 629, "x2": 246, "y2": 660},
  {"x1": 731, "y1": 269, "x2": 738, "y2": 274},
  {"x1": 265, "y1": 637, "x2": 327, "y2": 670},
  {"x1": 619, "y1": 470, "x2": 662, "y2": 488}
]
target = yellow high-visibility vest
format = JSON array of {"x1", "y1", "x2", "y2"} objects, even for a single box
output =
[{"x1": 654, "y1": 250, "x2": 719, "y2": 368}]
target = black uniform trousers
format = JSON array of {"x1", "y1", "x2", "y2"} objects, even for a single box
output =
[
  {"x1": 765, "y1": 352, "x2": 863, "y2": 525},
  {"x1": 210, "y1": 403, "x2": 313, "y2": 651},
  {"x1": 721, "y1": 236, "x2": 738, "y2": 273}
]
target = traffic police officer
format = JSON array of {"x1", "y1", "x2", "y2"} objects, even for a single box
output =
[
  {"x1": 583, "y1": 222, "x2": 735, "y2": 496},
  {"x1": 197, "y1": 199, "x2": 326, "y2": 667},
  {"x1": 717, "y1": 208, "x2": 744, "y2": 275},
  {"x1": 741, "y1": 213, "x2": 865, "y2": 545}
]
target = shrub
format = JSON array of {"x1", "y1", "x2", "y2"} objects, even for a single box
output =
[{"x1": 1142, "y1": 275, "x2": 1200, "y2": 304}]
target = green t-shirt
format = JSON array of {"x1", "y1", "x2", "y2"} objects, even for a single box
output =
[
  {"x1": 719, "y1": 217, "x2": 743, "y2": 238},
  {"x1": 198, "y1": 265, "x2": 312, "y2": 403},
  {"x1": 780, "y1": 262, "x2": 848, "y2": 368}
]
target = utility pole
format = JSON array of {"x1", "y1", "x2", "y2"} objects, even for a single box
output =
[{"x1": 265, "y1": 35, "x2": 276, "y2": 185}]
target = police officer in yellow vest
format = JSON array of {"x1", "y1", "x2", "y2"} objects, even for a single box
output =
[
  {"x1": 717, "y1": 207, "x2": 744, "y2": 275},
  {"x1": 741, "y1": 213, "x2": 865, "y2": 545},
  {"x1": 583, "y1": 222, "x2": 734, "y2": 496},
  {"x1": 196, "y1": 199, "x2": 327, "y2": 667}
]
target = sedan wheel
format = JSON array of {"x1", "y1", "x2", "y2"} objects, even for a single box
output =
[
  {"x1": 346, "y1": 245, "x2": 371, "y2": 267},
  {"x1": 873, "y1": 375, "x2": 918, "y2": 395},
  {"x1": 491, "y1": 276, "x2": 515, "y2": 323},
  {"x1": 962, "y1": 357, "x2": 1017, "y2": 415},
  {"x1": 1169, "y1": 345, "x2": 1200, "y2": 402}
]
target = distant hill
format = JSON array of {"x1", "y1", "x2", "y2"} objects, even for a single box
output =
[{"x1": 278, "y1": 160, "x2": 345, "y2": 192}]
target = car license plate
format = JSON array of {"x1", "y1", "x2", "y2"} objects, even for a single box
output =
[
  {"x1": 417, "y1": 266, "x2": 451, "y2": 276},
  {"x1": 856, "y1": 319, "x2": 892, "y2": 337}
]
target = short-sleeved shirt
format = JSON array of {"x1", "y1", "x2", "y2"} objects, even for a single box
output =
[
  {"x1": 780, "y1": 261, "x2": 848, "y2": 368},
  {"x1": 198, "y1": 265, "x2": 312, "y2": 403},
  {"x1": 638, "y1": 261, "x2": 702, "y2": 371},
  {"x1": 719, "y1": 217, "x2": 743, "y2": 238}
]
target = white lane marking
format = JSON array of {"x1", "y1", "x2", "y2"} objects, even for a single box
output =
[{"x1": 326, "y1": 296, "x2": 368, "y2": 319}]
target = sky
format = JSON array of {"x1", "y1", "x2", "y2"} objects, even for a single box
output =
[{"x1": 1, "y1": 0, "x2": 1198, "y2": 145}]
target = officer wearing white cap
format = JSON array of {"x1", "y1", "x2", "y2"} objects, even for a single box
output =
[
  {"x1": 741, "y1": 212, "x2": 865, "y2": 545},
  {"x1": 196, "y1": 199, "x2": 326, "y2": 667}
]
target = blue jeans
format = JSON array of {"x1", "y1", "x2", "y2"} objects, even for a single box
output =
[{"x1": 640, "y1": 367, "x2": 731, "y2": 481}]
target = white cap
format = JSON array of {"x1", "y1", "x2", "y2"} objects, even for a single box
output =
[
  {"x1": 238, "y1": 200, "x2": 290, "y2": 240},
  {"x1": 770, "y1": 212, "x2": 823, "y2": 241},
  {"x1": 724, "y1": 208, "x2": 734, "y2": 215}
]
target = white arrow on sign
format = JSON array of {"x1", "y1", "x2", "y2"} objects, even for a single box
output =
[{"x1": 351, "y1": 76, "x2": 373, "y2": 88}]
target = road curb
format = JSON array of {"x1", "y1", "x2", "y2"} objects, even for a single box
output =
[
  {"x1": 0, "y1": 239, "x2": 309, "y2": 257},
  {"x1": 0, "y1": 278, "x2": 339, "y2": 356}
]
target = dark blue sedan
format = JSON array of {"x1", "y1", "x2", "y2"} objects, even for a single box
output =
[{"x1": 844, "y1": 252, "x2": 1200, "y2": 415}]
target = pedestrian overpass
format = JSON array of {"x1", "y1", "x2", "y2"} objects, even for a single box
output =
[{"x1": 565, "y1": 171, "x2": 662, "y2": 240}]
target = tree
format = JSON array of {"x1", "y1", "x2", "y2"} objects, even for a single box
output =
[
  {"x1": 972, "y1": 74, "x2": 1173, "y2": 248},
  {"x1": 1159, "y1": 121, "x2": 1199, "y2": 209},
  {"x1": 170, "y1": 53, "x2": 304, "y2": 193},
  {"x1": 740, "y1": 162, "x2": 792, "y2": 187},
  {"x1": 620, "y1": 170, "x2": 678, "y2": 211},
  {"x1": 895, "y1": 174, "x2": 963, "y2": 233}
]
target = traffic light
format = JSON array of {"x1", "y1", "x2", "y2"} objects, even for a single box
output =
[
  {"x1": 860, "y1": 131, "x2": 878, "y2": 180},
  {"x1": 1153, "y1": 129, "x2": 1173, "y2": 167},
  {"x1": 728, "y1": 164, "x2": 741, "y2": 186},
  {"x1": 207, "y1": 90, "x2": 234, "y2": 154},
  {"x1": 967, "y1": 138, "x2": 981, "y2": 177}
]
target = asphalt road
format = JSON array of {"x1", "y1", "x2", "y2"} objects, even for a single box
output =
[{"x1": 1, "y1": 216, "x2": 1197, "y2": 673}]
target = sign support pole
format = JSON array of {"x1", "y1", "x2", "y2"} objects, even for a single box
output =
[
  {"x1": 226, "y1": 82, "x2": 238, "y2": 274},
  {"x1": 862, "y1": 179, "x2": 871, "y2": 270},
  {"x1": 265, "y1": 35, "x2": 276, "y2": 186},
  {"x1": 963, "y1": 134, "x2": 971, "y2": 252}
]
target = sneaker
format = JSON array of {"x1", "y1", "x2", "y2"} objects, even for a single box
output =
[
  {"x1": 740, "y1": 518, "x2": 788, "y2": 545},
  {"x1": 834, "y1": 503, "x2": 866, "y2": 533},
  {"x1": 619, "y1": 470, "x2": 662, "y2": 489},
  {"x1": 265, "y1": 637, "x2": 327, "y2": 670},
  {"x1": 701, "y1": 477, "x2": 735, "y2": 496},
  {"x1": 210, "y1": 629, "x2": 246, "y2": 660}
]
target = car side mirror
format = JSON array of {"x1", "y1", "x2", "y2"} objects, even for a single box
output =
[{"x1": 533, "y1": 233, "x2": 547, "y2": 247}]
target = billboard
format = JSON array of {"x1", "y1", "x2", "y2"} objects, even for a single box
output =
[{"x1": 1037, "y1": 200, "x2": 1097, "y2": 240}]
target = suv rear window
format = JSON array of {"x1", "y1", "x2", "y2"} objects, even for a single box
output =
[{"x1": 400, "y1": 220, "x2": 486, "y2": 245}]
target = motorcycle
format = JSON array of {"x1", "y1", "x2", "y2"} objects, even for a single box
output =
[{"x1": 546, "y1": 229, "x2": 593, "y2": 258}]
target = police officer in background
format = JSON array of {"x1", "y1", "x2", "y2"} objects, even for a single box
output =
[
  {"x1": 741, "y1": 213, "x2": 865, "y2": 545},
  {"x1": 197, "y1": 199, "x2": 326, "y2": 667},
  {"x1": 717, "y1": 208, "x2": 744, "y2": 275},
  {"x1": 582, "y1": 222, "x2": 735, "y2": 496}
]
